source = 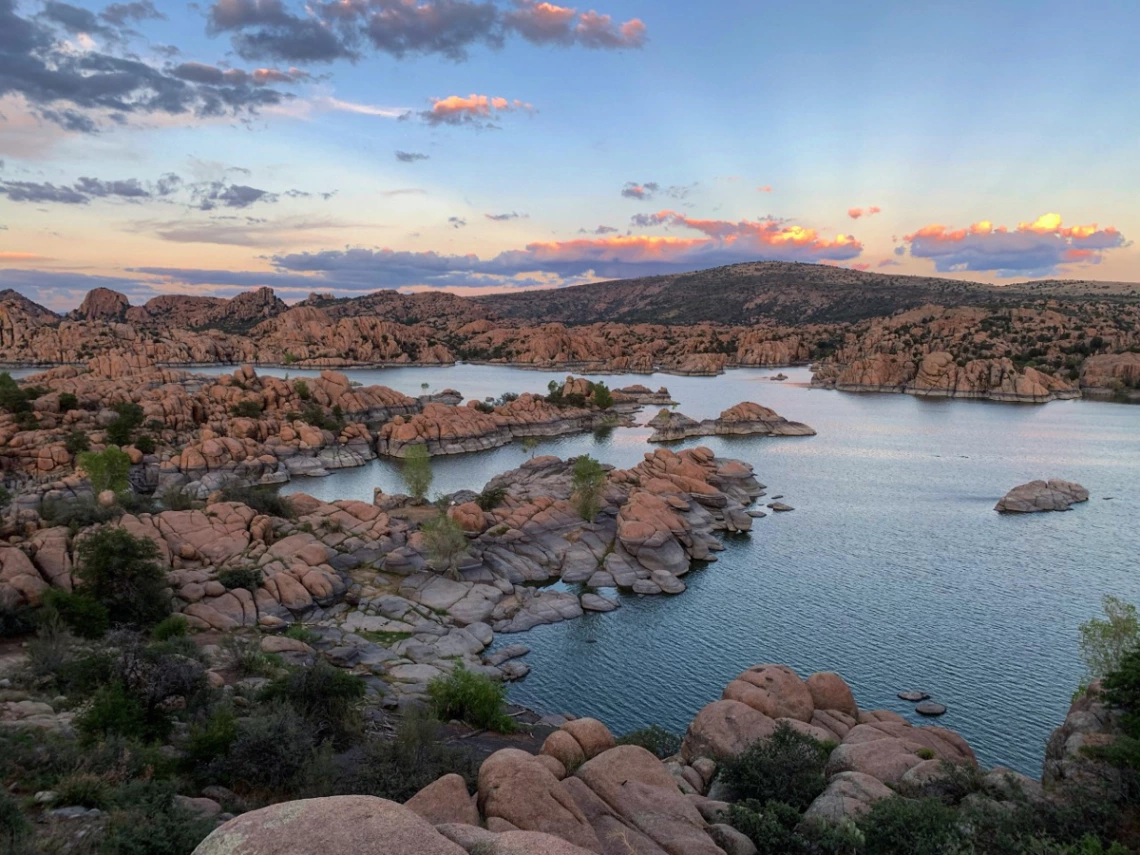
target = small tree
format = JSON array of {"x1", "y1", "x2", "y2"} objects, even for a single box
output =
[
  {"x1": 592, "y1": 381, "x2": 614, "y2": 409},
  {"x1": 1080, "y1": 595, "x2": 1140, "y2": 685},
  {"x1": 401, "y1": 444, "x2": 433, "y2": 502},
  {"x1": 571, "y1": 455, "x2": 607, "y2": 521},
  {"x1": 521, "y1": 436, "x2": 539, "y2": 458},
  {"x1": 75, "y1": 527, "x2": 169, "y2": 627},
  {"x1": 105, "y1": 401, "x2": 143, "y2": 447},
  {"x1": 65, "y1": 430, "x2": 90, "y2": 456},
  {"x1": 422, "y1": 513, "x2": 469, "y2": 580},
  {"x1": 78, "y1": 447, "x2": 132, "y2": 494}
]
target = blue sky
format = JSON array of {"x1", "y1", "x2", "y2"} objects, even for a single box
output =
[{"x1": 1, "y1": 0, "x2": 1137, "y2": 310}]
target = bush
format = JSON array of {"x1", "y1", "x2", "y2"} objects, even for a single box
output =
[
  {"x1": 401, "y1": 444, "x2": 433, "y2": 502},
  {"x1": 44, "y1": 589, "x2": 110, "y2": 639},
  {"x1": 184, "y1": 705, "x2": 238, "y2": 768},
  {"x1": 54, "y1": 773, "x2": 112, "y2": 809},
  {"x1": 421, "y1": 514, "x2": 469, "y2": 578},
  {"x1": 216, "y1": 566, "x2": 263, "y2": 592},
  {"x1": 571, "y1": 455, "x2": 607, "y2": 521},
  {"x1": 0, "y1": 372, "x2": 33, "y2": 414},
  {"x1": 106, "y1": 401, "x2": 144, "y2": 447},
  {"x1": 293, "y1": 379, "x2": 311, "y2": 400},
  {"x1": 151, "y1": 615, "x2": 189, "y2": 641},
  {"x1": 58, "y1": 392, "x2": 78, "y2": 412},
  {"x1": 0, "y1": 791, "x2": 31, "y2": 855},
  {"x1": 591, "y1": 381, "x2": 614, "y2": 409},
  {"x1": 134, "y1": 434, "x2": 156, "y2": 455},
  {"x1": 476, "y1": 486, "x2": 507, "y2": 511},
  {"x1": 78, "y1": 446, "x2": 132, "y2": 494},
  {"x1": 217, "y1": 484, "x2": 296, "y2": 519},
  {"x1": 0, "y1": 602, "x2": 35, "y2": 638},
  {"x1": 333, "y1": 711, "x2": 479, "y2": 802},
  {"x1": 99, "y1": 781, "x2": 215, "y2": 855},
  {"x1": 28, "y1": 610, "x2": 72, "y2": 677},
  {"x1": 616, "y1": 725, "x2": 682, "y2": 759},
  {"x1": 219, "y1": 704, "x2": 318, "y2": 793},
  {"x1": 40, "y1": 496, "x2": 120, "y2": 530},
  {"x1": 77, "y1": 681, "x2": 155, "y2": 743},
  {"x1": 260, "y1": 661, "x2": 365, "y2": 746},
  {"x1": 160, "y1": 487, "x2": 199, "y2": 511},
  {"x1": 427, "y1": 665, "x2": 515, "y2": 733},
  {"x1": 65, "y1": 429, "x2": 90, "y2": 455},
  {"x1": 75, "y1": 527, "x2": 169, "y2": 627},
  {"x1": 1081, "y1": 597, "x2": 1140, "y2": 689},
  {"x1": 721, "y1": 722, "x2": 832, "y2": 811},
  {"x1": 218, "y1": 635, "x2": 278, "y2": 678},
  {"x1": 858, "y1": 796, "x2": 964, "y2": 855},
  {"x1": 230, "y1": 400, "x2": 263, "y2": 418},
  {"x1": 726, "y1": 800, "x2": 807, "y2": 855}
]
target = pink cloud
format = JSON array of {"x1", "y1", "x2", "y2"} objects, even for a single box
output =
[
  {"x1": 418, "y1": 93, "x2": 534, "y2": 126},
  {"x1": 848, "y1": 205, "x2": 881, "y2": 220}
]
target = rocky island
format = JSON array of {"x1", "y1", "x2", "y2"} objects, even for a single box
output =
[
  {"x1": 995, "y1": 480, "x2": 1091, "y2": 513},
  {"x1": 647, "y1": 401, "x2": 816, "y2": 442}
]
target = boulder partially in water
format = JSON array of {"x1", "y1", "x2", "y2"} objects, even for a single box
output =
[
  {"x1": 995, "y1": 480, "x2": 1089, "y2": 513},
  {"x1": 647, "y1": 401, "x2": 815, "y2": 443}
]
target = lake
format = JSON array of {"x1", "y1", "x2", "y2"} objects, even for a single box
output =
[{"x1": 192, "y1": 364, "x2": 1140, "y2": 774}]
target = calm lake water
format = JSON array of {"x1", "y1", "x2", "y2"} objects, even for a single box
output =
[{"x1": 191, "y1": 364, "x2": 1140, "y2": 774}]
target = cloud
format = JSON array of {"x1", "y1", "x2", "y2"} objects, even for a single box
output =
[
  {"x1": 621, "y1": 181, "x2": 692, "y2": 201},
  {"x1": 0, "y1": 180, "x2": 89, "y2": 204},
  {"x1": 0, "y1": 252, "x2": 48, "y2": 262},
  {"x1": 504, "y1": 1, "x2": 645, "y2": 48},
  {"x1": 485, "y1": 211, "x2": 526, "y2": 221},
  {"x1": 406, "y1": 93, "x2": 534, "y2": 128},
  {"x1": 140, "y1": 215, "x2": 363, "y2": 247},
  {"x1": 0, "y1": 268, "x2": 162, "y2": 309},
  {"x1": 448, "y1": 216, "x2": 467, "y2": 228},
  {"x1": 171, "y1": 62, "x2": 309, "y2": 87},
  {"x1": 206, "y1": 0, "x2": 647, "y2": 63},
  {"x1": 578, "y1": 224, "x2": 618, "y2": 235},
  {"x1": 100, "y1": 1, "x2": 165, "y2": 26},
  {"x1": 267, "y1": 208, "x2": 863, "y2": 290},
  {"x1": 757, "y1": 185, "x2": 772, "y2": 193},
  {"x1": 380, "y1": 188, "x2": 427, "y2": 197},
  {"x1": 0, "y1": 0, "x2": 291, "y2": 133},
  {"x1": 901, "y1": 212, "x2": 1129, "y2": 277},
  {"x1": 395, "y1": 150, "x2": 430, "y2": 162},
  {"x1": 190, "y1": 182, "x2": 279, "y2": 210},
  {"x1": 847, "y1": 206, "x2": 881, "y2": 220},
  {"x1": 878, "y1": 258, "x2": 900, "y2": 268}
]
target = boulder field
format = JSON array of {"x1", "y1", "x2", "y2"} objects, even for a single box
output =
[
  {"x1": 192, "y1": 664, "x2": 1055, "y2": 855},
  {"x1": 647, "y1": 402, "x2": 816, "y2": 442}
]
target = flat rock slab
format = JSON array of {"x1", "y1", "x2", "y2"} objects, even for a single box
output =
[
  {"x1": 995, "y1": 479, "x2": 1089, "y2": 513},
  {"x1": 897, "y1": 691, "x2": 930, "y2": 702},
  {"x1": 916, "y1": 701, "x2": 947, "y2": 716},
  {"x1": 581, "y1": 593, "x2": 619, "y2": 612},
  {"x1": 767, "y1": 503, "x2": 794, "y2": 512}
]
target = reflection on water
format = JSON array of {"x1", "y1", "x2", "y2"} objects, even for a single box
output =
[{"x1": 217, "y1": 363, "x2": 1140, "y2": 774}]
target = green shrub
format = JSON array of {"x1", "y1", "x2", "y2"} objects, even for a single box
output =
[
  {"x1": 27, "y1": 610, "x2": 72, "y2": 677},
  {"x1": 616, "y1": 725, "x2": 682, "y2": 759},
  {"x1": 293, "y1": 379, "x2": 310, "y2": 400},
  {"x1": 218, "y1": 634, "x2": 278, "y2": 678},
  {"x1": 475, "y1": 486, "x2": 507, "y2": 511},
  {"x1": 0, "y1": 602, "x2": 35, "y2": 638},
  {"x1": 99, "y1": 780, "x2": 215, "y2": 855},
  {"x1": 75, "y1": 527, "x2": 169, "y2": 627},
  {"x1": 217, "y1": 484, "x2": 296, "y2": 519},
  {"x1": 58, "y1": 392, "x2": 78, "y2": 412},
  {"x1": 40, "y1": 496, "x2": 120, "y2": 530},
  {"x1": 151, "y1": 615, "x2": 189, "y2": 641},
  {"x1": 260, "y1": 661, "x2": 365, "y2": 746},
  {"x1": 571, "y1": 455, "x2": 607, "y2": 521},
  {"x1": 184, "y1": 705, "x2": 238, "y2": 768},
  {"x1": 44, "y1": 589, "x2": 110, "y2": 639},
  {"x1": 427, "y1": 665, "x2": 515, "y2": 733},
  {"x1": 285, "y1": 623, "x2": 317, "y2": 644},
  {"x1": 421, "y1": 514, "x2": 468, "y2": 578},
  {"x1": 77, "y1": 681, "x2": 155, "y2": 743},
  {"x1": 726, "y1": 800, "x2": 806, "y2": 855},
  {"x1": 216, "y1": 566, "x2": 263, "y2": 592},
  {"x1": 134, "y1": 434, "x2": 156, "y2": 455},
  {"x1": 857, "y1": 796, "x2": 964, "y2": 855},
  {"x1": 721, "y1": 722, "x2": 832, "y2": 811},
  {"x1": 54, "y1": 773, "x2": 112, "y2": 809},
  {"x1": 591, "y1": 381, "x2": 614, "y2": 409},
  {"x1": 332, "y1": 711, "x2": 479, "y2": 802},
  {"x1": 0, "y1": 372, "x2": 33, "y2": 414},
  {"x1": 106, "y1": 401, "x2": 144, "y2": 447},
  {"x1": 160, "y1": 487, "x2": 199, "y2": 511},
  {"x1": 230, "y1": 400, "x2": 263, "y2": 418},
  {"x1": 1080, "y1": 596, "x2": 1140, "y2": 686},
  {"x1": 78, "y1": 446, "x2": 132, "y2": 493},
  {"x1": 0, "y1": 791, "x2": 31, "y2": 855},
  {"x1": 13, "y1": 411, "x2": 38, "y2": 431},
  {"x1": 219, "y1": 704, "x2": 317, "y2": 793},
  {"x1": 400, "y1": 444, "x2": 433, "y2": 502},
  {"x1": 65, "y1": 429, "x2": 90, "y2": 455}
]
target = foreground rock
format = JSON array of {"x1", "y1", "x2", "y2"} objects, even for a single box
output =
[
  {"x1": 647, "y1": 402, "x2": 815, "y2": 443},
  {"x1": 995, "y1": 480, "x2": 1090, "y2": 513}
]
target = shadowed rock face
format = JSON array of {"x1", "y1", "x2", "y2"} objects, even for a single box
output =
[
  {"x1": 995, "y1": 480, "x2": 1090, "y2": 513},
  {"x1": 647, "y1": 401, "x2": 816, "y2": 442}
]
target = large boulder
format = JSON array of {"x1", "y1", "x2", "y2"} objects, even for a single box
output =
[
  {"x1": 803, "y1": 771, "x2": 894, "y2": 822},
  {"x1": 191, "y1": 796, "x2": 465, "y2": 855},
  {"x1": 405, "y1": 773, "x2": 479, "y2": 827},
  {"x1": 805, "y1": 672, "x2": 858, "y2": 718},
  {"x1": 682, "y1": 700, "x2": 776, "y2": 762},
  {"x1": 995, "y1": 480, "x2": 1089, "y2": 513},
  {"x1": 478, "y1": 749, "x2": 602, "y2": 853},
  {"x1": 723, "y1": 664, "x2": 814, "y2": 722}
]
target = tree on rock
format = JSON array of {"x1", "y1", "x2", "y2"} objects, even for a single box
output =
[
  {"x1": 592, "y1": 381, "x2": 614, "y2": 409},
  {"x1": 76, "y1": 527, "x2": 169, "y2": 627},
  {"x1": 78, "y1": 447, "x2": 132, "y2": 494},
  {"x1": 422, "y1": 513, "x2": 469, "y2": 580},
  {"x1": 572, "y1": 455, "x2": 607, "y2": 521},
  {"x1": 1080, "y1": 595, "x2": 1140, "y2": 687},
  {"x1": 401, "y1": 444, "x2": 433, "y2": 502}
]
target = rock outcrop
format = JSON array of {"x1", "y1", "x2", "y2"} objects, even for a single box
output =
[
  {"x1": 995, "y1": 480, "x2": 1090, "y2": 513},
  {"x1": 647, "y1": 402, "x2": 815, "y2": 442}
]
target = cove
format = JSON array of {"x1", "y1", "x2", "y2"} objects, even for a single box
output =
[{"x1": 196, "y1": 362, "x2": 1140, "y2": 775}]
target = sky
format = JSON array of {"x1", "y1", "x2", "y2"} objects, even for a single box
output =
[{"x1": 1, "y1": 0, "x2": 1138, "y2": 311}]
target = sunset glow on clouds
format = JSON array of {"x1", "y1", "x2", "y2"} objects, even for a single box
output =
[
  {"x1": 0, "y1": 0, "x2": 1137, "y2": 308},
  {"x1": 902, "y1": 214, "x2": 1128, "y2": 277}
]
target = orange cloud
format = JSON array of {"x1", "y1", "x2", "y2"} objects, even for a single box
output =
[
  {"x1": 631, "y1": 209, "x2": 862, "y2": 254},
  {"x1": 848, "y1": 206, "x2": 881, "y2": 220},
  {"x1": 757, "y1": 185, "x2": 773, "y2": 193},
  {"x1": 421, "y1": 94, "x2": 534, "y2": 126},
  {"x1": 0, "y1": 252, "x2": 47, "y2": 262}
]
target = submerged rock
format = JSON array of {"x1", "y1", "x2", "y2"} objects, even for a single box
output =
[{"x1": 648, "y1": 401, "x2": 815, "y2": 443}]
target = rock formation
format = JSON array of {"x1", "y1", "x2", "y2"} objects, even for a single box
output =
[
  {"x1": 647, "y1": 402, "x2": 816, "y2": 442},
  {"x1": 995, "y1": 480, "x2": 1090, "y2": 513}
]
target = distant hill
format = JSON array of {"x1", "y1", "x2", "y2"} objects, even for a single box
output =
[
  {"x1": 296, "y1": 290, "x2": 491, "y2": 328},
  {"x1": 476, "y1": 261, "x2": 1140, "y2": 326},
  {"x1": 0, "y1": 289, "x2": 60, "y2": 324}
]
